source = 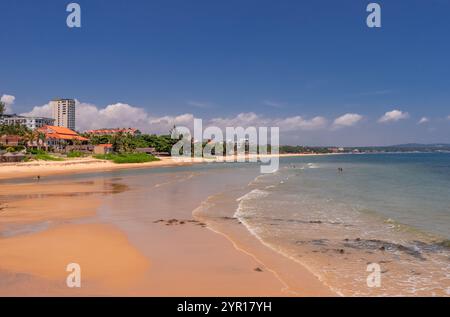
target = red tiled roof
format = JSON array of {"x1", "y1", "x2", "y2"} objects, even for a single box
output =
[
  {"x1": 38, "y1": 125, "x2": 88, "y2": 141},
  {"x1": 46, "y1": 134, "x2": 89, "y2": 141},
  {"x1": 39, "y1": 125, "x2": 78, "y2": 135},
  {"x1": 86, "y1": 128, "x2": 138, "y2": 134}
]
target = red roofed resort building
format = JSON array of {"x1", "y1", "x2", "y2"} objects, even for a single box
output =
[
  {"x1": 36, "y1": 125, "x2": 89, "y2": 151},
  {"x1": 85, "y1": 128, "x2": 140, "y2": 136}
]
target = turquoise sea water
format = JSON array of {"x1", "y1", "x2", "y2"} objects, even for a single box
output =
[
  {"x1": 276, "y1": 153, "x2": 450, "y2": 238},
  {"x1": 231, "y1": 153, "x2": 450, "y2": 295}
]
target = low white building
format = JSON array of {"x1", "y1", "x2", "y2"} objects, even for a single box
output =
[{"x1": 0, "y1": 114, "x2": 55, "y2": 130}]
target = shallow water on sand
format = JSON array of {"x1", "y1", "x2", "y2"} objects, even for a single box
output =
[{"x1": 215, "y1": 153, "x2": 450, "y2": 296}]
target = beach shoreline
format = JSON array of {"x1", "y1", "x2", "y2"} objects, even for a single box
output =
[
  {"x1": 0, "y1": 153, "x2": 332, "y2": 181},
  {"x1": 0, "y1": 159, "x2": 335, "y2": 296}
]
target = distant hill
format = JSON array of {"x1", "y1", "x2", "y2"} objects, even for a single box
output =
[
  {"x1": 279, "y1": 144, "x2": 450, "y2": 154},
  {"x1": 391, "y1": 143, "x2": 450, "y2": 148},
  {"x1": 347, "y1": 143, "x2": 450, "y2": 153}
]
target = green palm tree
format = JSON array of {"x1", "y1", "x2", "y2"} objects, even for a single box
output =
[
  {"x1": 19, "y1": 129, "x2": 32, "y2": 148},
  {"x1": 30, "y1": 130, "x2": 46, "y2": 150}
]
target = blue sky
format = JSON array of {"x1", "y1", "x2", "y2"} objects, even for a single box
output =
[{"x1": 1, "y1": 0, "x2": 450, "y2": 145}]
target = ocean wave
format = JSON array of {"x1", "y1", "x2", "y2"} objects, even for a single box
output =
[{"x1": 236, "y1": 189, "x2": 269, "y2": 202}]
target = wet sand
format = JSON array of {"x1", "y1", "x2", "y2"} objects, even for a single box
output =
[
  {"x1": 0, "y1": 168, "x2": 334, "y2": 296},
  {"x1": 0, "y1": 224, "x2": 150, "y2": 296}
]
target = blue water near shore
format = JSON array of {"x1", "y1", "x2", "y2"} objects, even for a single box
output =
[
  {"x1": 277, "y1": 153, "x2": 450, "y2": 238},
  {"x1": 233, "y1": 153, "x2": 450, "y2": 295}
]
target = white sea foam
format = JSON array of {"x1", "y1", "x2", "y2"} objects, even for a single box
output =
[{"x1": 236, "y1": 189, "x2": 269, "y2": 202}]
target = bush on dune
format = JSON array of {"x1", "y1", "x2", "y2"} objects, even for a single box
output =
[
  {"x1": 67, "y1": 151, "x2": 85, "y2": 158},
  {"x1": 27, "y1": 149, "x2": 64, "y2": 161},
  {"x1": 34, "y1": 152, "x2": 64, "y2": 161},
  {"x1": 93, "y1": 153, "x2": 160, "y2": 164}
]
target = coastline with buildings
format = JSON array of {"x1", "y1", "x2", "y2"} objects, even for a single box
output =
[
  {"x1": 1, "y1": 98, "x2": 449, "y2": 297},
  {"x1": 0, "y1": 97, "x2": 164, "y2": 161},
  {"x1": 2, "y1": 97, "x2": 449, "y2": 164},
  {"x1": 0, "y1": 96, "x2": 339, "y2": 183},
  {"x1": 0, "y1": 97, "x2": 341, "y2": 164}
]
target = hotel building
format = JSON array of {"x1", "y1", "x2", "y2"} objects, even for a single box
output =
[
  {"x1": 51, "y1": 98, "x2": 76, "y2": 130},
  {"x1": 0, "y1": 114, "x2": 55, "y2": 130}
]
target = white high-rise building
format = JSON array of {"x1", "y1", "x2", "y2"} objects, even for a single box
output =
[{"x1": 51, "y1": 98, "x2": 76, "y2": 130}]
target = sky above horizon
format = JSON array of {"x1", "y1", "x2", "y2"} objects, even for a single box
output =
[{"x1": 1, "y1": 0, "x2": 450, "y2": 146}]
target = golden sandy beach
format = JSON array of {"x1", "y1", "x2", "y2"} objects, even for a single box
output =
[
  {"x1": 0, "y1": 156, "x2": 334, "y2": 296},
  {"x1": 0, "y1": 157, "x2": 192, "y2": 181}
]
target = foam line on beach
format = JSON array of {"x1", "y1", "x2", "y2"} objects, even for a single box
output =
[
  {"x1": 233, "y1": 184, "x2": 342, "y2": 296},
  {"x1": 191, "y1": 200, "x2": 298, "y2": 296}
]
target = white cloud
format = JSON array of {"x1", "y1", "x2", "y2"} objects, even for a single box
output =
[
  {"x1": 1, "y1": 94, "x2": 16, "y2": 113},
  {"x1": 22, "y1": 101, "x2": 320, "y2": 134},
  {"x1": 26, "y1": 99, "x2": 425, "y2": 139},
  {"x1": 22, "y1": 100, "x2": 194, "y2": 134},
  {"x1": 418, "y1": 117, "x2": 430, "y2": 124},
  {"x1": 332, "y1": 113, "x2": 363, "y2": 129},
  {"x1": 21, "y1": 102, "x2": 52, "y2": 117},
  {"x1": 275, "y1": 116, "x2": 328, "y2": 131},
  {"x1": 447, "y1": 115, "x2": 450, "y2": 121},
  {"x1": 378, "y1": 109, "x2": 409, "y2": 123},
  {"x1": 22, "y1": 99, "x2": 331, "y2": 134},
  {"x1": 209, "y1": 112, "x2": 327, "y2": 132}
]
